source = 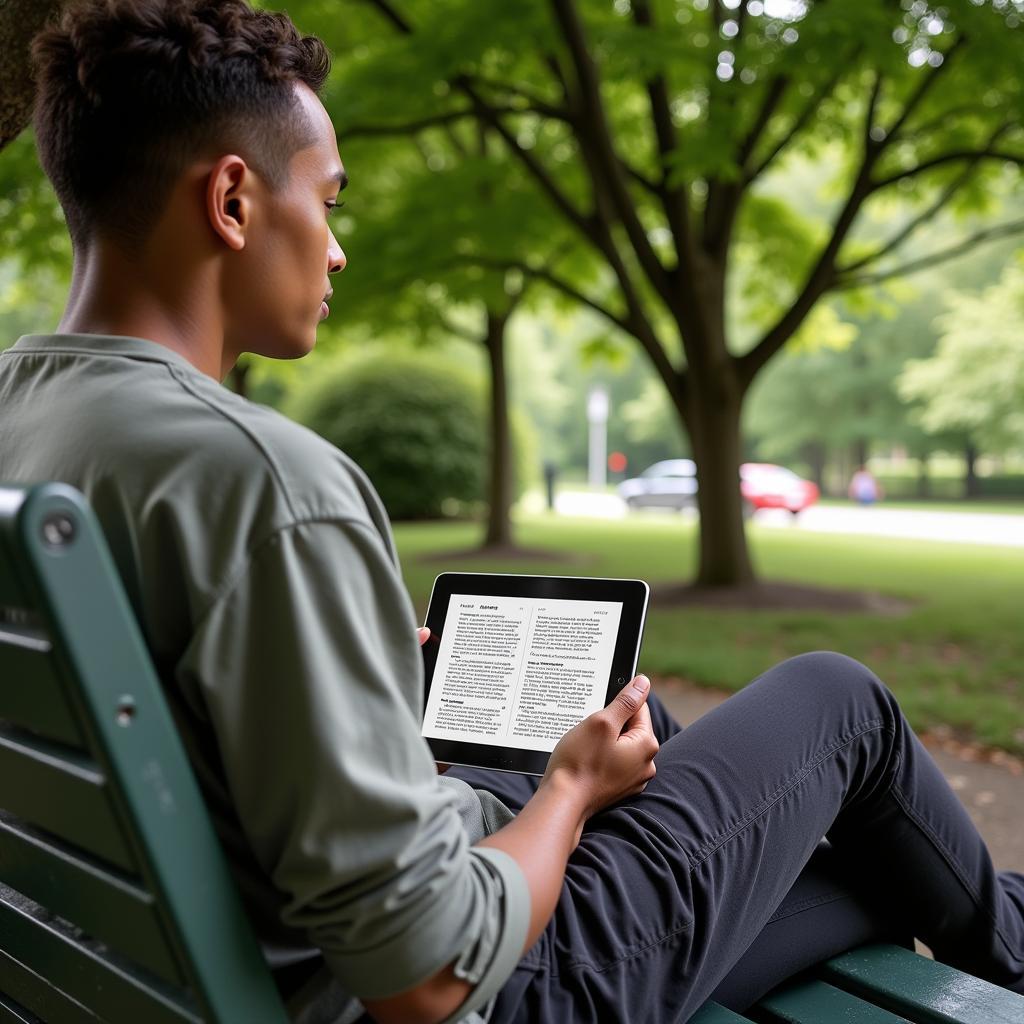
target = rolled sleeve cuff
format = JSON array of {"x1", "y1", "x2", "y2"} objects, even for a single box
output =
[
  {"x1": 439, "y1": 848, "x2": 530, "y2": 1024},
  {"x1": 320, "y1": 846, "x2": 529, "y2": 1014}
]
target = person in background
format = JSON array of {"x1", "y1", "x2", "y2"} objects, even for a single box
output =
[{"x1": 849, "y1": 464, "x2": 882, "y2": 506}]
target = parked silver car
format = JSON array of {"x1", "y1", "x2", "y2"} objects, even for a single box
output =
[{"x1": 618, "y1": 459, "x2": 697, "y2": 510}]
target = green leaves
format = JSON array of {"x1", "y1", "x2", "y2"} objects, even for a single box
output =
[{"x1": 899, "y1": 257, "x2": 1024, "y2": 452}]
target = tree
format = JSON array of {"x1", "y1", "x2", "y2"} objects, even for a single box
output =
[
  {"x1": 332, "y1": 0, "x2": 1024, "y2": 586},
  {"x1": 314, "y1": 121, "x2": 554, "y2": 548},
  {"x1": 899, "y1": 258, "x2": 1024, "y2": 457},
  {"x1": 0, "y1": 0, "x2": 68, "y2": 151},
  {"x1": 5, "y1": 0, "x2": 1024, "y2": 585}
]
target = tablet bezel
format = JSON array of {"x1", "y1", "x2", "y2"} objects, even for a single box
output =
[{"x1": 421, "y1": 572, "x2": 650, "y2": 776}]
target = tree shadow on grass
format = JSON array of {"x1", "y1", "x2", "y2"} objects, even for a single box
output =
[
  {"x1": 653, "y1": 581, "x2": 913, "y2": 616},
  {"x1": 417, "y1": 542, "x2": 591, "y2": 565}
]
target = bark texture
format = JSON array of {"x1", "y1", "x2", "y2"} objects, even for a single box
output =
[
  {"x1": 0, "y1": 0, "x2": 69, "y2": 152},
  {"x1": 482, "y1": 308, "x2": 513, "y2": 549}
]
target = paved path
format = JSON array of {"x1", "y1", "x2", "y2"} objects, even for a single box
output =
[
  {"x1": 654, "y1": 678, "x2": 1023, "y2": 872},
  {"x1": 777, "y1": 504, "x2": 1024, "y2": 548},
  {"x1": 553, "y1": 490, "x2": 1024, "y2": 548}
]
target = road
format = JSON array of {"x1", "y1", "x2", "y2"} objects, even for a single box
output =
[{"x1": 552, "y1": 491, "x2": 1024, "y2": 548}]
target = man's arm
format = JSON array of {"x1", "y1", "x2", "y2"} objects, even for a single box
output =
[{"x1": 362, "y1": 675, "x2": 659, "y2": 1024}]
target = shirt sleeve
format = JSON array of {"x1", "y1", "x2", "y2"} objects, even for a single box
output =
[{"x1": 177, "y1": 517, "x2": 529, "y2": 1009}]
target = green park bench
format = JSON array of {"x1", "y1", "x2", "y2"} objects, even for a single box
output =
[{"x1": 1, "y1": 482, "x2": 1023, "y2": 1024}]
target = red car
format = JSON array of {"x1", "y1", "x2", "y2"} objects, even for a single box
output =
[{"x1": 741, "y1": 463, "x2": 819, "y2": 515}]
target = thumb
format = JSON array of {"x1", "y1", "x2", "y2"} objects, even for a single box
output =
[{"x1": 608, "y1": 674, "x2": 650, "y2": 726}]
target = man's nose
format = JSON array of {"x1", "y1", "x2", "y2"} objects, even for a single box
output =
[{"x1": 328, "y1": 232, "x2": 346, "y2": 274}]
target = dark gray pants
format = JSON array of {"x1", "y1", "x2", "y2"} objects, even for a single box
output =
[{"x1": 450, "y1": 652, "x2": 1024, "y2": 1022}]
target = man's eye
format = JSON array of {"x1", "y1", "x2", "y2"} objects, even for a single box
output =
[{"x1": 325, "y1": 201, "x2": 345, "y2": 215}]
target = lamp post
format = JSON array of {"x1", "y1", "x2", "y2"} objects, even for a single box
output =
[{"x1": 587, "y1": 386, "x2": 609, "y2": 491}]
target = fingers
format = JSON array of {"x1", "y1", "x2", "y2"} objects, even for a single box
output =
[
  {"x1": 622, "y1": 701, "x2": 654, "y2": 738},
  {"x1": 607, "y1": 674, "x2": 651, "y2": 727},
  {"x1": 417, "y1": 627, "x2": 431, "y2": 646}
]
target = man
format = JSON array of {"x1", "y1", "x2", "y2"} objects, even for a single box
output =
[{"x1": 1, "y1": 3, "x2": 1022, "y2": 1023}]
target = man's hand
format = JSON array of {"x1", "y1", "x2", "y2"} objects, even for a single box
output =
[
  {"x1": 417, "y1": 627, "x2": 449, "y2": 774},
  {"x1": 543, "y1": 675, "x2": 659, "y2": 833},
  {"x1": 367, "y1": 667, "x2": 659, "y2": 1024}
]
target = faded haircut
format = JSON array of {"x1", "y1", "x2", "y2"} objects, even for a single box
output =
[{"x1": 32, "y1": 0, "x2": 331, "y2": 252}]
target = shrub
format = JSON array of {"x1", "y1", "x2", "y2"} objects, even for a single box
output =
[{"x1": 286, "y1": 349, "x2": 487, "y2": 520}]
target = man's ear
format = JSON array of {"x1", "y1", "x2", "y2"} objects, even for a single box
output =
[{"x1": 206, "y1": 155, "x2": 251, "y2": 252}]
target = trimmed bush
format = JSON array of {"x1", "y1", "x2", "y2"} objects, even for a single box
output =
[{"x1": 287, "y1": 349, "x2": 486, "y2": 520}]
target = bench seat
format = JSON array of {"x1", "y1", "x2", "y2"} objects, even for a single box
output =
[{"x1": 693, "y1": 943, "x2": 1024, "y2": 1023}]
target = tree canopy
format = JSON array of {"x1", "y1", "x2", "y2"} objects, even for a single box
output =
[
  {"x1": 900, "y1": 256, "x2": 1024, "y2": 453},
  {"x1": 2, "y1": 0, "x2": 1024, "y2": 587},
  {"x1": 324, "y1": 0, "x2": 1024, "y2": 585}
]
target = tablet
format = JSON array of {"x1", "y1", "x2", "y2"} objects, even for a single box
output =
[{"x1": 421, "y1": 572, "x2": 650, "y2": 776}]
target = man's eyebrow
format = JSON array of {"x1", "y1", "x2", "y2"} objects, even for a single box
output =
[{"x1": 332, "y1": 169, "x2": 349, "y2": 192}]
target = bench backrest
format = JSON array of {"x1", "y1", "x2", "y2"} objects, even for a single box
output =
[{"x1": 0, "y1": 483, "x2": 289, "y2": 1024}]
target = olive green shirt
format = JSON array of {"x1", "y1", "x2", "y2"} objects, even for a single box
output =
[{"x1": 0, "y1": 334, "x2": 526, "y2": 1024}]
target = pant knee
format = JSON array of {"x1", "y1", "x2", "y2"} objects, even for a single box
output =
[{"x1": 770, "y1": 651, "x2": 894, "y2": 719}]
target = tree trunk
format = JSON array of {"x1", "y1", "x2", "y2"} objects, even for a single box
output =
[
  {"x1": 482, "y1": 309, "x2": 513, "y2": 548},
  {"x1": 964, "y1": 441, "x2": 980, "y2": 499},
  {"x1": 803, "y1": 440, "x2": 826, "y2": 493},
  {"x1": 917, "y1": 454, "x2": 930, "y2": 499},
  {"x1": 853, "y1": 438, "x2": 869, "y2": 470},
  {"x1": 0, "y1": 0, "x2": 69, "y2": 152},
  {"x1": 678, "y1": 371, "x2": 754, "y2": 586}
]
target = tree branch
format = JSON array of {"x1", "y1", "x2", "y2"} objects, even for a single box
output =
[
  {"x1": 632, "y1": 0, "x2": 694, "y2": 281},
  {"x1": 620, "y1": 159, "x2": 661, "y2": 196},
  {"x1": 738, "y1": 76, "x2": 791, "y2": 173},
  {"x1": 343, "y1": 103, "x2": 566, "y2": 139},
  {"x1": 843, "y1": 125, "x2": 1015, "y2": 275},
  {"x1": 863, "y1": 70, "x2": 883, "y2": 153},
  {"x1": 435, "y1": 309, "x2": 482, "y2": 343},
  {"x1": 883, "y1": 35, "x2": 965, "y2": 142},
  {"x1": 737, "y1": 95, "x2": 886, "y2": 389},
  {"x1": 360, "y1": 0, "x2": 677, "y2": 390},
  {"x1": 735, "y1": 36, "x2": 974, "y2": 388},
  {"x1": 455, "y1": 76, "x2": 600, "y2": 248},
  {"x1": 833, "y1": 218, "x2": 1024, "y2": 291},
  {"x1": 870, "y1": 147, "x2": 1024, "y2": 191},
  {"x1": 444, "y1": 254, "x2": 631, "y2": 334},
  {"x1": 343, "y1": 108, "x2": 475, "y2": 138},
  {"x1": 461, "y1": 73, "x2": 572, "y2": 122},
  {"x1": 363, "y1": 0, "x2": 412, "y2": 33},
  {"x1": 746, "y1": 63, "x2": 848, "y2": 182},
  {"x1": 548, "y1": 0, "x2": 677, "y2": 315},
  {"x1": 0, "y1": 0, "x2": 68, "y2": 152}
]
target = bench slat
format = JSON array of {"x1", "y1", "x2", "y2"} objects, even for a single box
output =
[
  {"x1": 755, "y1": 979, "x2": 912, "y2": 1022},
  {"x1": 0, "y1": 644, "x2": 83, "y2": 749},
  {"x1": 0, "y1": 951, "x2": 102, "y2": 1024},
  {"x1": 0, "y1": 993, "x2": 43, "y2": 1024},
  {"x1": 0, "y1": 731, "x2": 134, "y2": 873},
  {"x1": 821, "y1": 944, "x2": 1024, "y2": 1024},
  {"x1": 0, "y1": 899, "x2": 200, "y2": 1024},
  {"x1": 0, "y1": 818, "x2": 183, "y2": 985},
  {"x1": 688, "y1": 1001, "x2": 755, "y2": 1022}
]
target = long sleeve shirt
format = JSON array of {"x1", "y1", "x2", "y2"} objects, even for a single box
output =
[{"x1": 0, "y1": 333, "x2": 528, "y2": 1023}]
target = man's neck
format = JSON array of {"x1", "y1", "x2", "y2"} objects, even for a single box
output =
[{"x1": 59, "y1": 240, "x2": 231, "y2": 380}]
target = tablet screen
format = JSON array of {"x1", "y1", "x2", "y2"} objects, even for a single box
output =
[
  {"x1": 420, "y1": 573, "x2": 648, "y2": 774},
  {"x1": 422, "y1": 593, "x2": 623, "y2": 753}
]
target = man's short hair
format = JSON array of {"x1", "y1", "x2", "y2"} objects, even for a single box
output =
[{"x1": 32, "y1": 0, "x2": 331, "y2": 253}]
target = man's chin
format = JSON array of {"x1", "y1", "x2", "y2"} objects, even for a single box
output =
[{"x1": 254, "y1": 334, "x2": 318, "y2": 361}]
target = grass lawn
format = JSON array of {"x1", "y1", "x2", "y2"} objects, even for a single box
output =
[{"x1": 394, "y1": 514, "x2": 1024, "y2": 755}]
